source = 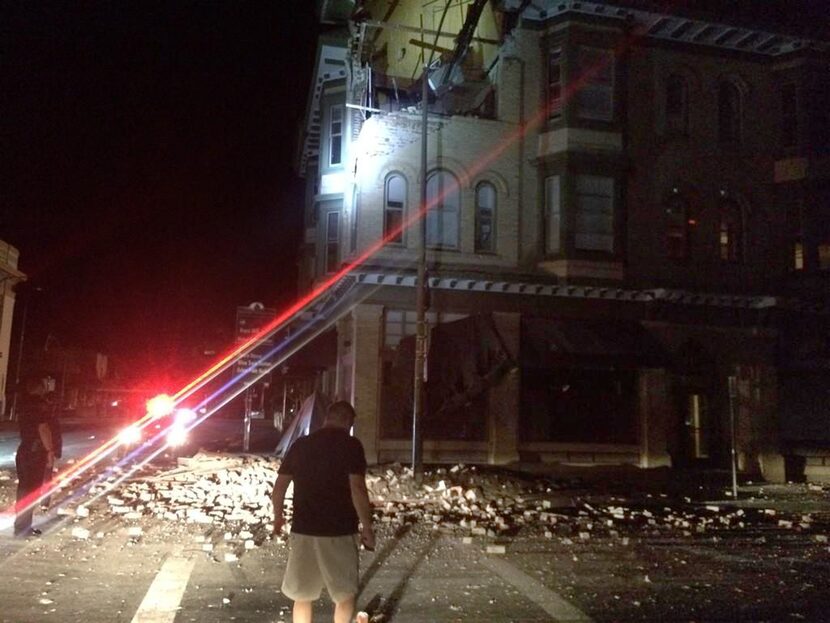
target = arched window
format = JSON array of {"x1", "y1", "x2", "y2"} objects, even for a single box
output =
[
  {"x1": 384, "y1": 173, "x2": 406, "y2": 244},
  {"x1": 719, "y1": 200, "x2": 743, "y2": 262},
  {"x1": 425, "y1": 169, "x2": 460, "y2": 249},
  {"x1": 475, "y1": 182, "x2": 496, "y2": 252},
  {"x1": 665, "y1": 193, "x2": 689, "y2": 260},
  {"x1": 666, "y1": 74, "x2": 688, "y2": 135},
  {"x1": 718, "y1": 82, "x2": 741, "y2": 143}
]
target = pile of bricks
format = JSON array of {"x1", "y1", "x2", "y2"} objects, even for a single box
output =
[{"x1": 61, "y1": 454, "x2": 828, "y2": 550}]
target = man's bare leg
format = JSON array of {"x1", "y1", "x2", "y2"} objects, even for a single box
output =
[
  {"x1": 333, "y1": 595, "x2": 355, "y2": 623},
  {"x1": 293, "y1": 600, "x2": 312, "y2": 623}
]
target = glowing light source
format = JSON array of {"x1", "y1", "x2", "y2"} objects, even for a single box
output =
[
  {"x1": 166, "y1": 425, "x2": 188, "y2": 448},
  {"x1": 146, "y1": 394, "x2": 175, "y2": 419},
  {"x1": 118, "y1": 426, "x2": 141, "y2": 446},
  {"x1": 174, "y1": 408, "x2": 197, "y2": 424}
]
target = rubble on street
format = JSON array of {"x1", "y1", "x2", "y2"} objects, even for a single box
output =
[{"x1": 48, "y1": 452, "x2": 829, "y2": 559}]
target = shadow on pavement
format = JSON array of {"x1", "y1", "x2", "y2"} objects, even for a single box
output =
[{"x1": 359, "y1": 526, "x2": 440, "y2": 622}]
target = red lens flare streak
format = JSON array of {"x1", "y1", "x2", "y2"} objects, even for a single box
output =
[{"x1": 4, "y1": 26, "x2": 633, "y2": 526}]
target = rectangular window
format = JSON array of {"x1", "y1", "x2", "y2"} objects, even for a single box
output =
[
  {"x1": 425, "y1": 171, "x2": 460, "y2": 249},
  {"x1": 686, "y1": 393, "x2": 709, "y2": 459},
  {"x1": 384, "y1": 175, "x2": 406, "y2": 244},
  {"x1": 574, "y1": 175, "x2": 614, "y2": 252},
  {"x1": 819, "y1": 243, "x2": 830, "y2": 271},
  {"x1": 666, "y1": 75, "x2": 688, "y2": 135},
  {"x1": 329, "y1": 105, "x2": 343, "y2": 166},
  {"x1": 793, "y1": 240, "x2": 804, "y2": 270},
  {"x1": 475, "y1": 183, "x2": 496, "y2": 253},
  {"x1": 545, "y1": 176, "x2": 561, "y2": 254},
  {"x1": 719, "y1": 215, "x2": 742, "y2": 262},
  {"x1": 782, "y1": 83, "x2": 798, "y2": 148},
  {"x1": 548, "y1": 46, "x2": 563, "y2": 119},
  {"x1": 350, "y1": 187, "x2": 358, "y2": 252},
  {"x1": 325, "y1": 211, "x2": 340, "y2": 273},
  {"x1": 576, "y1": 47, "x2": 614, "y2": 121}
]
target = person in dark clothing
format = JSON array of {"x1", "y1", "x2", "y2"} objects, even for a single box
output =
[
  {"x1": 14, "y1": 377, "x2": 60, "y2": 537},
  {"x1": 272, "y1": 401, "x2": 375, "y2": 623}
]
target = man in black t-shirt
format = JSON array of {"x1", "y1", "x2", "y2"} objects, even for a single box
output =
[{"x1": 272, "y1": 401, "x2": 374, "y2": 623}]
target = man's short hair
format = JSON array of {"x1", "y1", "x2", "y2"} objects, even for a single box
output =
[{"x1": 327, "y1": 401, "x2": 356, "y2": 424}]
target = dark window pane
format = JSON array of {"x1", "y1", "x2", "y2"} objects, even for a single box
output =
[
  {"x1": 718, "y1": 83, "x2": 741, "y2": 143},
  {"x1": 385, "y1": 208, "x2": 403, "y2": 243}
]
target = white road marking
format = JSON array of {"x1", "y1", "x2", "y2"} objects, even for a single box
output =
[
  {"x1": 130, "y1": 548, "x2": 196, "y2": 623},
  {"x1": 481, "y1": 555, "x2": 593, "y2": 622}
]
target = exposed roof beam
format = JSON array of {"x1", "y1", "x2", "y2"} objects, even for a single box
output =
[{"x1": 360, "y1": 19, "x2": 499, "y2": 46}]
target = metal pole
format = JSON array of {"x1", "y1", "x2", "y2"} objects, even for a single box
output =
[
  {"x1": 728, "y1": 375, "x2": 739, "y2": 499},
  {"x1": 280, "y1": 378, "x2": 288, "y2": 431},
  {"x1": 243, "y1": 388, "x2": 252, "y2": 452},
  {"x1": 412, "y1": 63, "x2": 428, "y2": 484}
]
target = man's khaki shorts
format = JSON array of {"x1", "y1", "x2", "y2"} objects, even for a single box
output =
[{"x1": 281, "y1": 533, "x2": 359, "y2": 603}]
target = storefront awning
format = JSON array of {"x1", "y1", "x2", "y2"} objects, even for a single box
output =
[{"x1": 521, "y1": 317, "x2": 669, "y2": 369}]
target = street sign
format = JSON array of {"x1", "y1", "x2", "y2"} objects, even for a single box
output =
[{"x1": 235, "y1": 303, "x2": 277, "y2": 378}]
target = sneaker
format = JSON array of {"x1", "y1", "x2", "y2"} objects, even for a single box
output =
[
  {"x1": 14, "y1": 528, "x2": 42, "y2": 538},
  {"x1": 355, "y1": 612, "x2": 369, "y2": 623}
]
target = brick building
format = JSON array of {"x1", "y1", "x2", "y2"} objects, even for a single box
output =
[{"x1": 295, "y1": 0, "x2": 830, "y2": 481}]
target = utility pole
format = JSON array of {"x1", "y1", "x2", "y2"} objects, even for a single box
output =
[
  {"x1": 728, "y1": 375, "x2": 739, "y2": 499},
  {"x1": 412, "y1": 62, "x2": 429, "y2": 484}
]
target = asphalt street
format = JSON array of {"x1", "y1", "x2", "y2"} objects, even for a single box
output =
[{"x1": 0, "y1": 420, "x2": 828, "y2": 622}]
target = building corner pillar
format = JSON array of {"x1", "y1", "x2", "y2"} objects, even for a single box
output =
[
  {"x1": 639, "y1": 369, "x2": 672, "y2": 469},
  {"x1": 488, "y1": 312, "x2": 521, "y2": 465},
  {"x1": 351, "y1": 303, "x2": 383, "y2": 465}
]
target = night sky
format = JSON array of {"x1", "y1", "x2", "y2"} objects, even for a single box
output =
[{"x1": 2, "y1": 2, "x2": 318, "y2": 377}]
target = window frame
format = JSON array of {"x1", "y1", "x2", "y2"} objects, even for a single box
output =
[
  {"x1": 781, "y1": 82, "x2": 799, "y2": 149},
  {"x1": 474, "y1": 182, "x2": 497, "y2": 253},
  {"x1": 718, "y1": 200, "x2": 743, "y2": 263},
  {"x1": 575, "y1": 46, "x2": 615, "y2": 122},
  {"x1": 544, "y1": 175, "x2": 562, "y2": 255},
  {"x1": 383, "y1": 173, "x2": 407, "y2": 245},
  {"x1": 425, "y1": 169, "x2": 461, "y2": 250},
  {"x1": 666, "y1": 74, "x2": 689, "y2": 136},
  {"x1": 329, "y1": 104, "x2": 344, "y2": 167},
  {"x1": 819, "y1": 243, "x2": 830, "y2": 271},
  {"x1": 665, "y1": 193, "x2": 690, "y2": 261},
  {"x1": 547, "y1": 45, "x2": 564, "y2": 120},
  {"x1": 717, "y1": 82, "x2": 742, "y2": 144},
  {"x1": 349, "y1": 186, "x2": 359, "y2": 252},
  {"x1": 574, "y1": 174, "x2": 615, "y2": 253},
  {"x1": 325, "y1": 210, "x2": 340, "y2": 273}
]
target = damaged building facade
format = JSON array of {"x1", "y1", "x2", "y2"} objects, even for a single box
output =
[{"x1": 296, "y1": 0, "x2": 830, "y2": 481}]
